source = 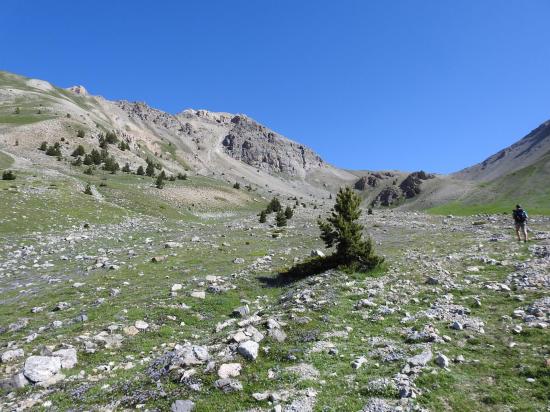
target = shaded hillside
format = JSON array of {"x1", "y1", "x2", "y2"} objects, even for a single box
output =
[
  {"x1": 455, "y1": 120, "x2": 550, "y2": 182},
  {"x1": 430, "y1": 150, "x2": 550, "y2": 215}
]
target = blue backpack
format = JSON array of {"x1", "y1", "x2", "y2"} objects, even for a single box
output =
[{"x1": 514, "y1": 209, "x2": 527, "y2": 223}]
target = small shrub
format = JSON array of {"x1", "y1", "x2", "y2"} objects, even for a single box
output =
[
  {"x1": 105, "y1": 131, "x2": 118, "y2": 144},
  {"x1": 2, "y1": 170, "x2": 16, "y2": 180},
  {"x1": 71, "y1": 157, "x2": 82, "y2": 166},
  {"x1": 45, "y1": 143, "x2": 62, "y2": 157},
  {"x1": 66, "y1": 113, "x2": 71, "y2": 118},
  {"x1": 77, "y1": 129, "x2": 85, "y2": 138},
  {"x1": 39, "y1": 141, "x2": 48, "y2": 151},
  {"x1": 233, "y1": 182, "x2": 240, "y2": 189},
  {"x1": 83, "y1": 167, "x2": 94, "y2": 175},
  {"x1": 14, "y1": 107, "x2": 20, "y2": 114},
  {"x1": 259, "y1": 210, "x2": 267, "y2": 223},
  {"x1": 177, "y1": 173, "x2": 187, "y2": 180},
  {"x1": 136, "y1": 165, "x2": 145, "y2": 176},
  {"x1": 71, "y1": 145, "x2": 85, "y2": 157},
  {"x1": 122, "y1": 163, "x2": 131, "y2": 173},
  {"x1": 83, "y1": 184, "x2": 93, "y2": 195}
]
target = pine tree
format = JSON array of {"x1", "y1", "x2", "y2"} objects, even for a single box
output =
[
  {"x1": 266, "y1": 197, "x2": 282, "y2": 213},
  {"x1": 155, "y1": 173, "x2": 165, "y2": 189},
  {"x1": 71, "y1": 145, "x2": 85, "y2": 157},
  {"x1": 83, "y1": 154, "x2": 93, "y2": 165},
  {"x1": 233, "y1": 182, "x2": 240, "y2": 189},
  {"x1": 318, "y1": 186, "x2": 383, "y2": 271},
  {"x1": 136, "y1": 165, "x2": 145, "y2": 176},
  {"x1": 276, "y1": 210, "x2": 287, "y2": 227},
  {"x1": 145, "y1": 160, "x2": 155, "y2": 177},
  {"x1": 90, "y1": 149, "x2": 102, "y2": 165},
  {"x1": 259, "y1": 210, "x2": 267, "y2": 223},
  {"x1": 39, "y1": 141, "x2": 48, "y2": 151},
  {"x1": 284, "y1": 205, "x2": 293, "y2": 219},
  {"x1": 122, "y1": 163, "x2": 131, "y2": 173}
]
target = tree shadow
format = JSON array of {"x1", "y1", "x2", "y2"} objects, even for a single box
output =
[{"x1": 258, "y1": 256, "x2": 338, "y2": 287}]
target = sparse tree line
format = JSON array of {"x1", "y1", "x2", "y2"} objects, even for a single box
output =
[
  {"x1": 36, "y1": 130, "x2": 189, "y2": 189},
  {"x1": 258, "y1": 197, "x2": 294, "y2": 227}
]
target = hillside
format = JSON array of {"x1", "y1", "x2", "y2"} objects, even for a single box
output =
[
  {"x1": 455, "y1": 120, "x2": 550, "y2": 182},
  {"x1": 0, "y1": 71, "x2": 358, "y2": 202}
]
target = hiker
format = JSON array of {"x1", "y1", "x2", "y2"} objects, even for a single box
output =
[{"x1": 512, "y1": 204, "x2": 528, "y2": 242}]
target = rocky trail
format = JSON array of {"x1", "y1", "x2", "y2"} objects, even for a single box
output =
[{"x1": 1, "y1": 204, "x2": 549, "y2": 411}]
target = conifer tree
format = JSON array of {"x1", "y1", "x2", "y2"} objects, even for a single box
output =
[
  {"x1": 276, "y1": 210, "x2": 287, "y2": 227},
  {"x1": 259, "y1": 210, "x2": 267, "y2": 223},
  {"x1": 284, "y1": 206, "x2": 293, "y2": 220},
  {"x1": 318, "y1": 186, "x2": 383, "y2": 271}
]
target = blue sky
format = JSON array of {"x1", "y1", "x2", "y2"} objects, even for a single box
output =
[{"x1": 2, "y1": 1, "x2": 550, "y2": 173}]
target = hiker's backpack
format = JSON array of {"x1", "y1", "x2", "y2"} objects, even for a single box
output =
[{"x1": 514, "y1": 209, "x2": 527, "y2": 223}]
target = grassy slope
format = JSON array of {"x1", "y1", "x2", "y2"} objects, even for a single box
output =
[{"x1": 429, "y1": 151, "x2": 550, "y2": 216}]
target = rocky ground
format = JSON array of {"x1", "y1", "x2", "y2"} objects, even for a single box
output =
[{"x1": 1, "y1": 187, "x2": 549, "y2": 411}]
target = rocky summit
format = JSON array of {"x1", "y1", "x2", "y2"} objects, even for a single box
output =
[{"x1": 0, "y1": 70, "x2": 549, "y2": 411}]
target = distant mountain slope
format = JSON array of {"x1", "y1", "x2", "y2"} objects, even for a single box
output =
[
  {"x1": 0, "y1": 70, "x2": 357, "y2": 198},
  {"x1": 454, "y1": 120, "x2": 550, "y2": 181}
]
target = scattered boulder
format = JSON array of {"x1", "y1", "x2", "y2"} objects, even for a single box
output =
[
  {"x1": 218, "y1": 363, "x2": 242, "y2": 379},
  {"x1": 171, "y1": 399, "x2": 195, "y2": 412},
  {"x1": 214, "y1": 378, "x2": 243, "y2": 393},
  {"x1": 238, "y1": 340, "x2": 259, "y2": 360},
  {"x1": 23, "y1": 356, "x2": 62, "y2": 383}
]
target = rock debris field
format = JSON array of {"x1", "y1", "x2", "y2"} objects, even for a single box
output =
[{"x1": 1, "y1": 205, "x2": 549, "y2": 411}]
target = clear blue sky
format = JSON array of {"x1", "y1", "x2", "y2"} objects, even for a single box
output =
[{"x1": 2, "y1": 1, "x2": 550, "y2": 173}]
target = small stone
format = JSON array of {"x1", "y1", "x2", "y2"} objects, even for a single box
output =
[
  {"x1": 232, "y1": 305, "x2": 250, "y2": 318},
  {"x1": 1, "y1": 349, "x2": 24, "y2": 363},
  {"x1": 54, "y1": 302, "x2": 71, "y2": 311},
  {"x1": 512, "y1": 325, "x2": 522, "y2": 334},
  {"x1": 450, "y1": 321, "x2": 463, "y2": 330},
  {"x1": 268, "y1": 328, "x2": 287, "y2": 343},
  {"x1": 134, "y1": 320, "x2": 149, "y2": 330},
  {"x1": 52, "y1": 348, "x2": 77, "y2": 369},
  {"x1": 214, "y1": 378, "x2": 243, "y2": 393},
  {"x1": 233, "y1": 258, "x2": 245, "y2": 264},
  {"x1": 171, "y1": 284, "x2": 183, "y2": 292},
  {"x1": 165, "y1": 242, "x2": 182, "y2": 249},
  {"x1": 435, "y1": 353, "x2": 450, "y2": 368},
  {"x1": 151, "y1": 255, "x2": 167, "y2": 263},
  {"x1": 124, "y1": 326, "x2": 139, "y2": 336},
  {"x1": 408, "y1": 349, "x2": 432, "y2": 366},
  {"x1": 191, "y1": 291, "x2": 206, "y2": 299},
  {"x1": 310, "y1": 249, "x2": 325, "y2": 258},
  {"x1": 351, "y1": 356, "x2": 367, "y2": 369},
  {"x1": 171, "y1": 399, "x2": 195, "y2": 412},
  {"x1": 218, "y1": 363, "x2": 242, "y2": 379},
  {"x1": 238, "y1": 340, "x2": 259, "y2": 361}
]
